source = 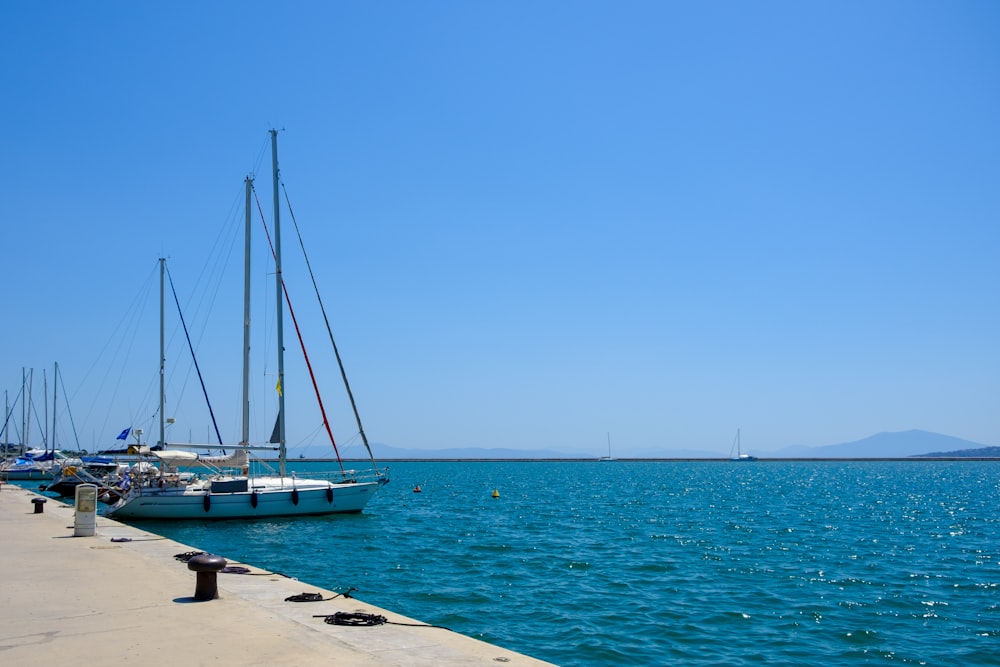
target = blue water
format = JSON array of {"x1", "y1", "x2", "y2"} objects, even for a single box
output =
[{"x1": 77, "y1": 461, "x2": 1000, "y2": 664}]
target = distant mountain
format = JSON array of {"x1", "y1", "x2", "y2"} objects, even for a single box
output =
[
  {"x1": 771, "y1": 430, "x2": 994, "y2": 458},
  {"x1": 349, "y1": 430, "x2": 995, "y2": 460}
]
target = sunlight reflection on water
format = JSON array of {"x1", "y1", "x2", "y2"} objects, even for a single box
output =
[{"x1": 129, "y1": 460, "x2": 1000, "y2": 666}]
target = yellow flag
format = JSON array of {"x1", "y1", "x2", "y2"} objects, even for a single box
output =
[{"x1": 275, "y1": 378, "x2": 282, "y2": 396}]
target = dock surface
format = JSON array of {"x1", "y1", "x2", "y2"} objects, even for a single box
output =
[{"x1": 0, "y1": 484, "x2": 555, "y2": 666}]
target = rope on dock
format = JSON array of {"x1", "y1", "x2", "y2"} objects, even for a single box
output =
[
  {"x1": 285, "y1": 587, "x2": 356, "y2": 602},
  {"x1": 172, "y1": 552, "x2": 291, "y2": 577},
  {"x1": 316, "y1": 612, "x2": 387, "y2": 626},
  {"x1": 312, "y1": 611, "x2": 454, "y2": 631}
]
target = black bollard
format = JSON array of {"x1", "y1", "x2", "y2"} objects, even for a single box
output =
[
  {"x1": 31, "y1": 498, "x2": 47, "y2": 514},
  {"x1": 187, "y1": 554, "x2": 227, "y2": 601}
]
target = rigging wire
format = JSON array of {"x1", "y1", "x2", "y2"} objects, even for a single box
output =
[
  {"x1": 70, "y1": 261, "x2": 158, "y2": 448},
  {"x1": 56, "y1": 366, "x2": 81, "y2": 451},
  {"x1": 280, "y1": 180, "x2": 378, "y2": 471},
  {"x1": 165, "y1": 264, "x2": 224, "y2": 445},
  {"x1": 1, "y1": 385, "x2": 23, "y2": 444},
  {"x1": 162, "y1": 181, "x2": 245, "y2": 446},
  {"x1": 252, "y1": 185, "x2": 345, "y2": 470}
]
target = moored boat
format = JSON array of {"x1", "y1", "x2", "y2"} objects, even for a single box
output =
[
  {"x1": 106, "y1": 131, "x2": 388, "y2": 520},
  {"x1": 1, "y1": 449, "x2": 65, "y2": 481},
  {"x1": 41, "y1": 456, "x2": 129, "y2": 501}
]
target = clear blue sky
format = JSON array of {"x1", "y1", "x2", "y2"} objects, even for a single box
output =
[{"x1": 2, "y1": 1, "x2": 997, "y2": 457}]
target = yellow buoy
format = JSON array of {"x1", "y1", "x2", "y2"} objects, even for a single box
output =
[{"x1": 492, "y1": 489, "x2": 500, "y2": 498}]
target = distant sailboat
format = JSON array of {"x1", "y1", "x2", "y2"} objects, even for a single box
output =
[
  {"x1": 729, "y1": 429, "x2": 756, "y2": 461},
  {"x1": 599, "y1": 432, "x2": 616, "y2": 461}
]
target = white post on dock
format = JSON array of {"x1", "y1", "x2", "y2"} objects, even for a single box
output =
[{"x1": 74, "y1": 484, "x2": 98, "y2": 537}]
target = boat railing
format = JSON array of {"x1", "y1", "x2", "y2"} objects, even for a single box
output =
[{"x1": 283, "y1": 466, "x2": 390, "y2": 485}]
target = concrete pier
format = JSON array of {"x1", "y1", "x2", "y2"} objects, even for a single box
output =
[{"x1": 0, "y1": 485, "x2": 556, "y2": 666}]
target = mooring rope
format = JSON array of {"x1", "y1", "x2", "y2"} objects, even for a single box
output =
[
  {"x1": 172, "y1": 552, "x2": 291, "y2": 577},
  {"x1": 173, "y1": 551, "x2": 206, "y2": 562},
  {"x1": 317, "y1": 612, "x2": 388, "y2": 626},
  {"x1": 170, "y1": 553, "x2": 453, "y2": 631},
  {"x1": 311, "y1": 611, "x2": 454, "y2": 631},
  {"x1": 285, "y1": 587, "x2": 356, "y2": 602}
]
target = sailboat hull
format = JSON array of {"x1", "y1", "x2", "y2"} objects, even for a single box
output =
[
  {"x1": 1, "y1": 466, "x2": 56, "y2": 481},
  {"x1": 105, "y1": 477, "x2": 381, "y2": 520}
]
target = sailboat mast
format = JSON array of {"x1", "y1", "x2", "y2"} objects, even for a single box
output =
[
  {"x1": 159, "y1": 258, "x2": 166, "y2": 449},
  {"x1": 242, "y1": 176, "x2": 252, "y2": 448},
  {"x1": 43, "y1": 369, "x2": 48, "y2": 452},
  {"x1": 52, "y1": 362, "x2": 58, "y2": 452},
  {"x1": 270, "y1": 129, "x2": 287, "y2": 476},
  {"x1": 22, "y1": 368, "x2": 27, "y2": 452},
  {"x1": 26, "y1": 368, "x2": 33, "y2": 450}
]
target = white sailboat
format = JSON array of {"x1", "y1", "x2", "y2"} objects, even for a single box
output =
[
  {"x1": 729, "y1": 428, "x2": 756, "y2": 462},
  {"x1": 106, "y1": 131, "x2": 389, "y2": 520},
  {"x1": 1, "y1": 365, "x2": 72, "y2": 481},
  {"x1": 0, "y1": 449, "x2": 63, "y2": 480},
  {"x1": 599, "y1": 432, "x2": 615, "y2": 461}
]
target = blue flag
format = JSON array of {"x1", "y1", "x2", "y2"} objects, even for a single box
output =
[{"x1": 116, "y1": 427, "x2": 131, "y2": 441}]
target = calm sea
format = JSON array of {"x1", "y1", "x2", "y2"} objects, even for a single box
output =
[{"x1": 107, "y1": 461, "x2": 1000, "y2": 665}]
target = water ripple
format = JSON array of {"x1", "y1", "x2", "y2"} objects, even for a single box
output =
[{"x1": 132, "y1": 460, "x2": 1000, "y2": 666}]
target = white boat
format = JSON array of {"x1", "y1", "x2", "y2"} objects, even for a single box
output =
[
  {"x1": 106, "y1": 131, "x2": 389, "y2": 520},
  {"x1": 1, "y1": 364, "x2": 75, "y2": 481},
  {"x1": 1, "y1": 449, "x2": 64, "y2": 480},
  {"x1": 598, "y1": 432, "x2": 616, "y2": 461},
  {"x1": 41, "y1": 455, "x2": 130, "y2": 501},
  {"x1": 729, "y1": 428, "x2": 756, "y2": 461}
]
